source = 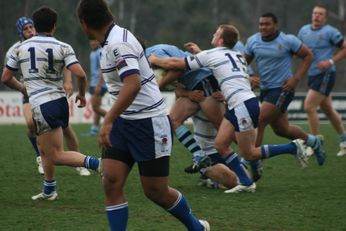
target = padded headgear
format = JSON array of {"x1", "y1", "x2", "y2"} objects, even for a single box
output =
[{"x1": 16, "y1": 17, "x2": 33, "y2": 40}]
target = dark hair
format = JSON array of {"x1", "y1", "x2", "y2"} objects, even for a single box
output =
[
  {"x1": 32, "y1": 6, "x2": 57, "y2": 33},
  {"x1": 261, "y1": 12, "x2": 278, "y2": 24},
  {"x1": 77, "y1": 0, "x2": 114, "y2": 30},
  {"x1": 219, "y1": 24, "x2": 239, "y2": 49},
  {"x1": 314, "y1": 4, "x2": 328, "y2": 16}
]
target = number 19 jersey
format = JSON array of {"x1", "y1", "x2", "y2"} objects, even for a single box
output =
[
  {"x1": 185, "y1": 47, "x2": 255, "y2": 110},
  {"x1": 6, "y1": 35, "x2": 79, "y2": 108}
]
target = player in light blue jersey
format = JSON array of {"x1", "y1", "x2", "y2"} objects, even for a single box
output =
[
  {"x1": 298, "y1": 4, "x2": 346, "y2": 157},
  {"x1": 83, "y1": 40, "x2": 107, "y2": 136},
  {"x1": 77, "y1": 1, "x2": 209, "y2": 230},
  {"x1": 245, "y1": 12, "x2": 326, "y2": 166},
  {"x1": 150, "y1": 24, "x2": 311, "y2": 193},
  {"x1": 2, "y1": 7, "x2": 100, "y2": 200},
  {"x1": 146, "y1": 44, "x2": 225, "y2": 173}
]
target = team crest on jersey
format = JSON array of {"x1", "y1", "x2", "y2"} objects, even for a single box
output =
[
  {"x1": 113, "y1": 48, "x2": 128, "y2": 70},
  {"x1": 277, "y1": 43, "x2": 283, "y2": 50},
  {"x1": 161, "y1": 135, "x2": 168, "y2": 145}
]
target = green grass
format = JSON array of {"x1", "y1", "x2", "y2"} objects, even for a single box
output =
[{"x1": 0, "y1": 124, "x2": 346, "y2": 231}]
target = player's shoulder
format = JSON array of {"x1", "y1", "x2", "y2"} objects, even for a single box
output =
[{"x1": 247, "y1": 32, "x2": 261, "y2": 42}]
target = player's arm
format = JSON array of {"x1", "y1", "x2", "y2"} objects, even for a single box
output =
[
  {"x1": 67, "y1": 63, "x2": 87, "y2": 108},
  {"x1": 283, "y1": 44, "x2": 312, "y2": 92},
  {"x1": 63, "y1": 67, "x2": 74, "y2": 98},
  {"x1": 318, "y1": 40, "x2": 346, "y2": 70},
  {"x1": 94, "y1": 68, "x2": 104, "y2": 96},
  {"x1": 158, "y1": 70, "x2": 182, "y2": 90},
  {"x1": 1, "y1": 67, "x2": 27, "y2": 97},
  {"x1": 99, "y1": 74, "x2": 141, "y2": 148},
  {"x1": 149, "y1": 54, "x2": 186, "y2": 70}
]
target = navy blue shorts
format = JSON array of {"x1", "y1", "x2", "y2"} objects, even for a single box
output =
[
  {"x1": 106, "y1": 115, "x2": 173, "y2": 162},
  {"x1": 224, "y1": 97, "x2": 259, "y2": 132},
  {"x1": 193, "y1": 75, "x2": 220, "y2": 96},
  {"x1": 259, "y1": 88, "x2": 294, "y2": 113},
  {"x1": 89, "y1": 86, "x2": 108, "y2": 96},
  {"x1": 308, "y1": 71, "x2": 335, "y2": 96},
  {"x1": 32, "y1": 97, "x2": 69, "y2": 135}
]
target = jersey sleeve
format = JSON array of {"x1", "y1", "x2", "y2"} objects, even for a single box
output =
[
  {"x1": 5, "y1": 45, "x2": 19, "y2": 71},
  {"x1": 329, "y1": 27, "x2": 344, "y2": 47},
  {"x1": 63, "y1": 44, "x2": 79, "y2": 68},
  {"x1": 110, "y1": 42, "x2": 140, "y2": 80},
  {"x1": 185, "y1": 51, "x2": 208, "y2": 71},
  {"x1": 244, "y1": 37, "x2": 254, "y2": 57},
  {"x1": 287, "y1": 34, "x2": 303, "y2": 53}
]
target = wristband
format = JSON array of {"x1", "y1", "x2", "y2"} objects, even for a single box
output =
[{"x1": 329, "y1": 59, "x2": 335, "y2": 65}]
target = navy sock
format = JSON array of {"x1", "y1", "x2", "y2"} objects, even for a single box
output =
[
  {"x1": 260, "y1": 143, "x2": 296, "y2": 159},
  {"x1": 28, "y1": 135, "x2": 40, "y2": 157},
  {"x1": 223, "y1": 152, "x2": 252, "y2": 186},
  {"x1": 106, "y1": 202, "x2": 128, "y2": 231},
  {"x1": 167, "y1": 191, "x2": 203, "y2": 231},
  {"x1": 84, "y1": 156, "x2": 99, "y2": 171},
  {"x1": 43, "y1": 179, "x2": 56, "y2": 195}
]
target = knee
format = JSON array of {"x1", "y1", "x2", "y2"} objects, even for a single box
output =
[
  {"x1": 304, "y1": 103, "x2": 315, "y2": 114},
  {"x1": 272, "y1": 126, "x2": 287, "y2": 137},
  {"x1": 143, "y1": 185, "x2": 167, "y2": 205},
  {"x1": 103, "y1": 174, "x2": 122, "y2": 197},
  {"x1": 214, "y1": 141, "x2": 228, "y2": 156}
]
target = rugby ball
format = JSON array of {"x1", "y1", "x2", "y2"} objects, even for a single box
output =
[{"x1": 153, "y1": 68, "x2": 177, "y2": 91}]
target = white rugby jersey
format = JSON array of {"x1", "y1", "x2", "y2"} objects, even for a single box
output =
[
  {"x1": 6, "y1": 35, "x2": 78, "y2": 108},
  {"x1": 100, "y1": 24, "x2": 167, "y2": 119},
  {"x1": 185, "y1": 47, "x2": 255, "y2": 110},
  {"x1": 5, "y1": 41, "x2": 23, "y2": 81}
]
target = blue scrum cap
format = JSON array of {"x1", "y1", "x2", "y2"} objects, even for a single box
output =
[{"x1": 16, "y1": 17, "x2": 33, "y2": 39}]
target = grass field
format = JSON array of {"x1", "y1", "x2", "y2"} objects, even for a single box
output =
[{"x1": 0, "y1": 123, "x2": 346, "y2": 231}]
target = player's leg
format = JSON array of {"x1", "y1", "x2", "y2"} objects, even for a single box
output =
[
  {"x1": 203, "y1": 164, "x2": 238, "y2": 189},
  {"x1": 304, "y1": 89, "x2": 325, "y2": 135},
  {"x1": 22, "y1": 101, "x2": 43, "y2": 174},
  {"x1": 215, "y1": 117, "x2": 254, "y2": 188},
  {"x1": 139, "y1": 158, "x2": 207, "y2": 231},
  {"x1": 319, "y1": 95, "x2": 346, "y2": 156},
  {"x1": 170, "y1": 97, "x2": 205, "y2": 168},
  {"x1": 63, "y1": 125, "x2": 91, "y2": 176},
  {"x1": 102, "y1": 157, "x2": 132, "y2": 231},
  {"x1": 199, "y1": 95, "x2": 224, "y2": 129}
]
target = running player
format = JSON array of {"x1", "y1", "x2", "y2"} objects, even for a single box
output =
[
  {"x1": 2, "y1": 7, "x2": 100, "y2": 200},
  {"x1": 76, "y1": 0, "x2": 209, "y2": 230},
  {"x1": 298, "y1": 4, "x2": 346, "y2": 157}
]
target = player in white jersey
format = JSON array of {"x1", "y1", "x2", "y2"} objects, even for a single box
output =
[
  {"x1": 5, "y1": 17, "x2": 91, "y2": 177},
  {"x1": 150, "y1": 24, "x2": 308, "y2": 193},
  {"x1": 77, "y1": 1, "x2": 209, "y2": 230},
  {"x1": 1, "y1": 7, "x2": 100, "y2": 200}
]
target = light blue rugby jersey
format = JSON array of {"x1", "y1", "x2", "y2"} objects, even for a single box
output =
[
  {"x1": 233, "y1": 41, "x2": 254, "y2": 76},
  {"x1": 245, "y1": 32, "x2": 302, "y2": 90},
  {"x1": 146, "y1": 44, "x2": 213, "y2": 90},
  {"x1": 89, "y1": 47, "x2": 106, "y2": 88},
  {"x1": 298, "y1": 24, "x2": 343, "y2": 76}
]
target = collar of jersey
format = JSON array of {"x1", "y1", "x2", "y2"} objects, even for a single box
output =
[{"x1": 101, "y1": 22, "x2": 116, "y2": 47}]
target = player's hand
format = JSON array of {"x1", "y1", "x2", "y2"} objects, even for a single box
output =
[
  {"x1": 98, "y1": 120, "x2": 113, "y2": 149},
  {"x1": 64, "y1": 84, "x2": 74, "y2": 98},
  {"x1": 75, "y1": 94, "x2": 86, "y2": 108},
  {"x1": 250, "y1": 76, "x2": 260, "y2": 89},
  {"x1": 212, "y1": 91, "x2": 225, "y2": 102},
  {"x1": 282, "y1": 77, "x2": 298, "y2": 92},
  {"x1": 317, "y1": 60, "x2": 332, "y2": 70},
  {"x1": 184, "y1": 42, "x2": 202, "y2": 54},
  {"x1": 188, "y1": 90, "x2": 204, "y2": 102},
  {"x1": 148, "y1": 54, "x2": 157, "y2": 65}
]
